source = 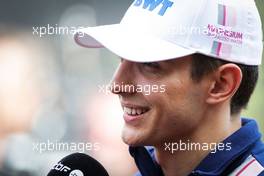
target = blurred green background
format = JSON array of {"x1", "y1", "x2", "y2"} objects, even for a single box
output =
[{"x1": 243, "y1": 0, "x2": 264, "y2": 138}]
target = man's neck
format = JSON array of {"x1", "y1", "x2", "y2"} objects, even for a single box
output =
[{"x1": 154, "y1": 109, "x2": 241, "y2": 176}]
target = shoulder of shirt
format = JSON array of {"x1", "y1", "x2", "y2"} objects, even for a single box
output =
[
  {"x1": 252, "y1": 141, "x2": 264, "y2": 166},
  {"x1": 230, "y1": 141, "x2": 264, "y2": 176},
  {"x1": 132, "y1": 141, "x2": 264, "y2": 176},
  {"x1": 259, "y1": 171, "x2": 264, "y2": 176}
]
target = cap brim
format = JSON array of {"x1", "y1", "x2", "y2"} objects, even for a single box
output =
[{"x1": 74, "y1": 24, "x2": 195, "y2": 63}]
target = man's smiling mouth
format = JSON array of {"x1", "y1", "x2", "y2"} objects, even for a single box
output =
[
  {"x1": 123, "y1": 107, "x2": 149, "y2": 116},
  {"x1": 121, "y1": 103, "x2": 150, "y2": 122}
]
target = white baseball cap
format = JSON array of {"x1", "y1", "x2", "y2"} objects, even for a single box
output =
[{"x1": 74, "y1": 0, "x2": 263, "y2": 65}]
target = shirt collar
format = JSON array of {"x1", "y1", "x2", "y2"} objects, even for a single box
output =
[
  {"x1": 193, "y1": 118, "x2": 262, "y2": 175},
  {"x1": 129, "y1": 118, "x2": 262, "y2": 176}
]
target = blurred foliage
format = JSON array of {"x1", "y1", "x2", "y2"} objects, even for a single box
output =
[{"x1": 242, "y1": 0, "x2": 264, "y2": 135}]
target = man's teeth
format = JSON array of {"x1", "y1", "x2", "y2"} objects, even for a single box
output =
[{"x1": 124, "y1": 107, "x2": 147, "y2": 116}]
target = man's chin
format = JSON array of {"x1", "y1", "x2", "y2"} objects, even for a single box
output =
[{"x1": 121, "y1": 126, "x2": 148, "y2": 146}]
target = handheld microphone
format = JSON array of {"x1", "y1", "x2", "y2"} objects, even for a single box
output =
[{"x1": 47, "y1": 153, "x2": 109, "y2": 176}]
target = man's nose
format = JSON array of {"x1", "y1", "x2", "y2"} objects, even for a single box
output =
[{"x1": 110, "y1": 60, "x2": 135, "y2": 95}]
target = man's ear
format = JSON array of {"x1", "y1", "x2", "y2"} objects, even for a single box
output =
[{"x1": 206, "y1": 64, "x2": 242, "y2": 105}]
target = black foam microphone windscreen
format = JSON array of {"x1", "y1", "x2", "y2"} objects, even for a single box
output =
[{"x1": 47, "y1": 153, "x2": 109, "y2": 176}]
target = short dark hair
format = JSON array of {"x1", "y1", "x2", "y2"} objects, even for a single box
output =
[{"x1": 191, "y1": 53, "x2": 259, "y2": 115}]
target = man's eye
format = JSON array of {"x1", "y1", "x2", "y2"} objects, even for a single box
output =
[{"x1": 142, "y1": 62, "x2": 160, "y2": 69}]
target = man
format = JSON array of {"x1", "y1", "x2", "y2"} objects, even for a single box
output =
[{"x1": 74, "y1": 0, "x2": 264, "y2": 175}]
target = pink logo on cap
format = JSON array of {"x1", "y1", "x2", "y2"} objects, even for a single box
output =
[{"x1": 205, "y1": 4, "x2": 244, "y2": 57}]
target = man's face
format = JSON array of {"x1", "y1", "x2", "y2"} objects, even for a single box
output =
[{"x1": 111, "y1": 56, "x2": 210, "y2": 146}]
